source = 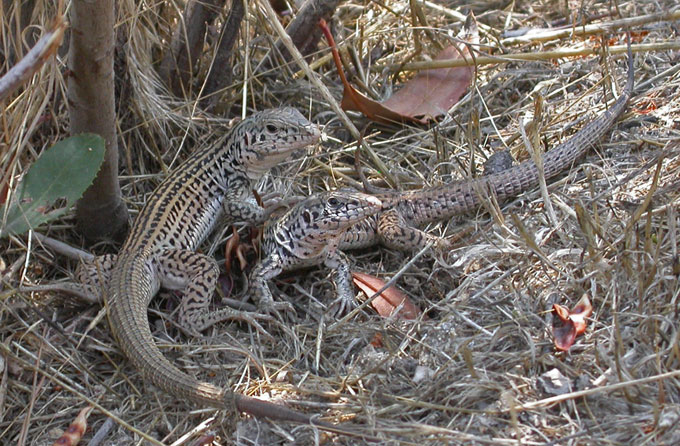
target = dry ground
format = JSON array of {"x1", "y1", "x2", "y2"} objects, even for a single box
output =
[{"x1": 1, "y1": 1, "x2": 679, "y2": 445}]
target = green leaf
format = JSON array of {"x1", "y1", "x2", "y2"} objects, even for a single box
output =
[{"x1": 1, "y1": 134, "x2": 106, "y2": 237}]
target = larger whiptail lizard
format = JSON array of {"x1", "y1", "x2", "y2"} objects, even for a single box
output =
[
  {"x1": 78, "y1": 108, "x2": 332, "y2": 423},
  {"x1": 343, "y1": 38, "x2": 634, "y2": 253}
]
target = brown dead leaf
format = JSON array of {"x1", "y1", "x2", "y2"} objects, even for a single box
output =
[
  {"x1": 352, "y1": 271, "x2": 422, "y2": 319},
  {"x1": 223, "y1": 226, "x2": 242, "y2": 275},
  {"x1": 320, "y1": 14, "x2": 478, "y2": 124},
  {"x1": 52, "y1": 406, "x2": 92, "y2": 446},
  {"x1": 552, "y1": 294, "x2": 593, "y2": 351}
]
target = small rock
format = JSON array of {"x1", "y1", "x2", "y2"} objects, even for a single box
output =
[{"x1": 538, "y1": 368, "x2": 571, "y2": 396}]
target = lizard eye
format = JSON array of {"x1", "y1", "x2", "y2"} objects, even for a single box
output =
[
  {"x1": 327, "y1": 197, "x2": 340, "y2": 207},
  {"x1": 265, "y1": 124, "x2": 278, "y2": 133}
]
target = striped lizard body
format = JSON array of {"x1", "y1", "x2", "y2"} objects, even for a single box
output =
[
  {"x1": 80, "y1": 108, "x2": 327, "y2": 422},
  {"x1": 342, "y1": 36, "x2": 634, "y2": 252}
]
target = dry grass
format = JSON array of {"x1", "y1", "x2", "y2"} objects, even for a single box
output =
[{"x1": 1, "y1": 1, "x2": 679, "y2": 445}]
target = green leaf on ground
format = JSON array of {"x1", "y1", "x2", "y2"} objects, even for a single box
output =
[{"x1": 0, "y1": 134, "x2": 105, "y2": 237}]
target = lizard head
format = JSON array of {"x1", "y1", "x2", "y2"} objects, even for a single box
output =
[
  {"x1": 297, "y1": 190, "x2": 382, "y2": 236},
  {"x1": 230, "y1": 107, "x2": 321, "y2": 180},
  {"x1": 272, "y1": 190, "x2": 383, "y2": 260}
]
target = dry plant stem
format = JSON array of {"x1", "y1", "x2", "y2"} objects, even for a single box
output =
[
  {"x1": 87, "y1": 416, "x2": 116, "y2": 446},
  {"x1": 0, "y1": 12, "x2": 65, "y2": 209},
  {"x1": 513, "y1": 369, "x2": 680, "y2": 412},
  {"x1": 31, "y1": 232, "x2": 94, "y2": 262},
  {"x1": 382, "y1": 41, "x2": 680, "y2": 72},
  {"x1": 200, "y1": 0, "x2": 245, "y2": 110},
  {"x1": 409, "y1": 0, "x2": 443, "y2": 52},
  {"x1": 623, "y1": 159, "x2": 664, "y2": 255},
  {"x1": 277, "y1": 0, "x2": 341, "y2": 61},
  {"x1": 1, "y1": 0, "x2": 38, "y2": 56},
  {"x1": 68, "y1": 0, "x2": 128, "y2": 242},
  {"x1": 2, "y1": 339, "x2": 166, "y2": 445},
  {"x1": 159, "y1": 0, "x2": 222, "y2": 97},
  {"x1": 419, "y1": 0, "x2": 495, "y2": 39},
  {"x1": 520, "y1": 114, "x2": 558, "y2": 226},
  {"x1": 500, "y1": 8, "x2": 680, "y2": 45},
  {"x1": 258, "y1": 0, "x2": 396, "y2": 186},
  {"x1": 0, "y1": 14, "x2": 65, "y2": 102}
]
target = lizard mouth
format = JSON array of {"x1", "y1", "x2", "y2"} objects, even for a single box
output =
[{"x1": 245, "y1": 125, "x2": 321, "y2": 179}]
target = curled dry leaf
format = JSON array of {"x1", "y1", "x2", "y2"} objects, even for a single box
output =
[
  {"x1": 52, "y1": 406, "x2": 92, "y2": 446},
  {"x1": 320, "y1": 14, "x2": 478, "y2": 124},
  {"x1": 224, "y1": 226, "x2": 245, "y2": 275},
  {"x1": 351, "y1": 271, "x2": 422, "y2": 320},
  {"x1": 552, "y1": 294, "x2": 593, "y2": 351}
]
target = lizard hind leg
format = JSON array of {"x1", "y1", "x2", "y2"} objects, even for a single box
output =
[
  {"x1": 155, "y1": 249, "x2": 272, "y2": 336},
  {"x1": 377, "y1": 209, "x2": 450, "y2": 252},
  {"x1": 74, "y1": 253, "x2": 117, "y2": 301}
]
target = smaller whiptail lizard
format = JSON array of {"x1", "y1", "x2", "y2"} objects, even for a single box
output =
[
  {"x1": 250, "y1": 190, "x2": 383, "y2": 313},
  {"x1": 76, "y1": 108, "x2": 334, "y2": 424},
  {"x1": 342, "y1": 36, "x2": 634, "y2": 253}
]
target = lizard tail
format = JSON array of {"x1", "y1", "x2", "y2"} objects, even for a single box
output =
[
  {"x1": 107, "y1": 251, "x2": 328, "y2": 424},
  {"x1": 107, "y1": 251, "x2": 229, "y2": 407}
]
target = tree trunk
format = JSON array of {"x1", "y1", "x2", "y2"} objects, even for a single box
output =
[{"x1": 68, "y1": 0, "x2": 128, "y2": 242}]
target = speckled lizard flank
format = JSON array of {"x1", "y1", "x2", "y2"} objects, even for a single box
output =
[
  {"x1": 79, "y1": 108, "x2": 327, "y2": 423},
  {"x1": 250, "y1": 190, "x2": 383, "y2": 315}
]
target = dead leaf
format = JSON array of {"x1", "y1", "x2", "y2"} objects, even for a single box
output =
[
  {"x1": 52, "y1": 406, "x2": 92, "y2": 446},
  {"x1": 223, "y1": 226, "x2": 243, "y2": 275},
  {"x1": 352, "y1": 271, "x2": 422, "y2": 319},
  {"x1": 320, "y1": 14, "x2": 478, "y2": 124},
  {"x1": 552, "y1": 294, "x2": 593, "y2": 351}
]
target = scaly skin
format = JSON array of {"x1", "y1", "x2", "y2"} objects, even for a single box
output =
[
  {"x1": 102, "y1": 108, "x2": 327, "y2": 422},
  {"x1": 250, "y1": 190, "x2": 383, "y2": 314},
  {"x1": 343, "y1": 40, "x2": 634, "y2": 251}
]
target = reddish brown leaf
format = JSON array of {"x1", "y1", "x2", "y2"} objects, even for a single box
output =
[
  {"x1": 52, "y1": 406, "x2": 92, "y2": 446},
  {"x1": 381, "y1": 43, "x2": 475, "y2": 119},
  {"x1": 223, "y1": 226, "x2": 241, "y2": 275},
  {"x1": 352, "y1": 271, "x2": 422, "y2": 319},
  {"x1": 320, "y1": 15, "x2": 478, "y2": 124},
  {"x1": 552, "y1": 294, "x2": 593, "y2": 351}
]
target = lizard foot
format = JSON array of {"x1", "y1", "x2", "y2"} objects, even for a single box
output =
[
  {"x1": 329, "y1": 294, "x2": 357, "y2": 317},
  {"x1": 225, "y1": 310, "x2": 277, "y2": 341},
  {"x1": 182, "y1": 308, "x2": 276, "y2": 342},
  {"x1": 261, "y1": 299, "x2": 297, "y2": 320}
]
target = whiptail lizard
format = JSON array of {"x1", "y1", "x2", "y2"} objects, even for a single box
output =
[
  {"x1": 77, "y1": 108, "x2": 331, "y2": 423},
  {"x1": 250, "y1": 190, "x2": 383, "y2": 313},
  {"x1": 343, "y1": 37, "x2": 634, "y2": 252}
]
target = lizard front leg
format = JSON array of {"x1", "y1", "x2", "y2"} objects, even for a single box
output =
[
  {"x1": 74, "y1": 253, "x2": 118, "y2": 301},
  {"x1": 324, "y1": 250, "x2": 356, "y2": 315},
  {"x1": 248, "y1": 254, "x2": 296, "y2": 315}
]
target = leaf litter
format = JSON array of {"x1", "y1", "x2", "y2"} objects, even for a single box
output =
[{"x1": 1, "y1": 1, "x2": 679, "y2": 445}]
